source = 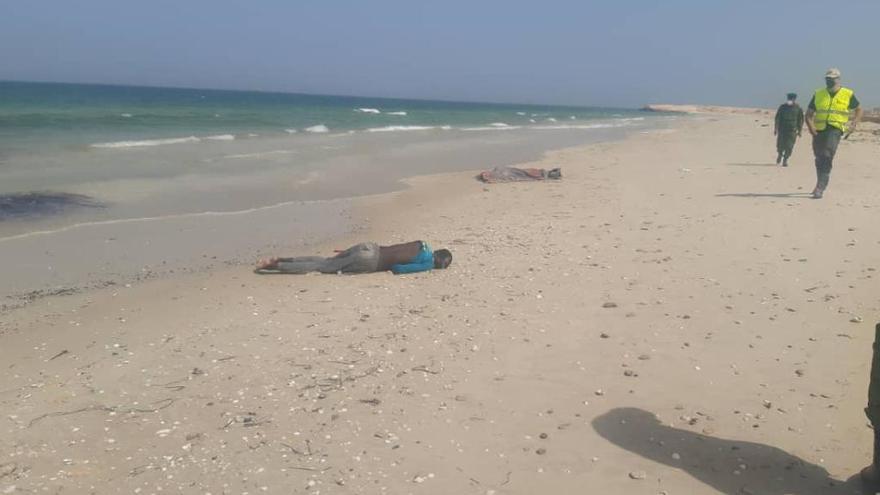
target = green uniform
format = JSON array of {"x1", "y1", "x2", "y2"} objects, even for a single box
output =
[{"x1": 774, "y1": 102, "x2": 804, "y2": 161}]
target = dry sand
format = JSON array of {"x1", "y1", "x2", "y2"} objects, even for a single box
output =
[{"x1": 2, "y1": 115, "x2": 880, "y2": 494}]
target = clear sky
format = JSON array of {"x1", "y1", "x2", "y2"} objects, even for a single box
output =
[{"x1": 1, "y1": 1, "x2": 877, "y2": 108}]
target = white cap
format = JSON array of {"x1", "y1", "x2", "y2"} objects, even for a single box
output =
[{"x1": 825, "y1": 67, "x2": 841, "y2": 79}]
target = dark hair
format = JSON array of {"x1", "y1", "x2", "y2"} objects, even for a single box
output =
[
  {"x1": 787, "y1": 93, "x2": 797, "y2": 100},
  {"x1": 433, "y1": 249, "x2": 453, "y2": 269}
]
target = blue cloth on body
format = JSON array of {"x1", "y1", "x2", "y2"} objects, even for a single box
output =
[{"x1": 391, "y1": 242, "x2": 434, "y2": 274}]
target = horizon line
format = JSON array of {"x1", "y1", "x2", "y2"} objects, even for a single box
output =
[{"x1": 0, "y1": 78, "x2": 640, "y2": 111}]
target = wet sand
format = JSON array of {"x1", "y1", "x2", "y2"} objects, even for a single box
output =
[
  {"x1": 0, "y1": 122, "x2": 657, "y2": 306},
  {"x1": 2, "y1": 115, "x2": 879, "y2": 494}
]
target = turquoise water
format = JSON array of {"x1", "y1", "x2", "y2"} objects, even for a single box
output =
[
  {"x1": 0, "y1": 81, "x2": 647, "y2": 154},
  {"x1": 0, "y1": 80, "x2": 668, "y2": 237},
  {"x1": 0, "y1": 81, "x2": 673, "y2": 298}
]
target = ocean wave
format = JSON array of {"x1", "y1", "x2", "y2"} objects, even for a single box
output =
[
  {"x1": 386, "y1": 111, "x2": 407, "y2": 116},
  {"x1": 0, "y1": 195, "x2": 348, "y2": 245},
  {"x1": 305, "y1": 125, "x2": 329, "y2": 133},
  {"x1": 91, "y1": 132, "x2": 236, "y2": 149},
  {"x1": 366, "y1": 125, "x2": 435, "y2": 133},
  {"x1": 355, "y1": 108, "x2": 381, "y2": 114},
  {"x1": 120, "y1": 113, "x2": 133, "y2": 118},
  {"x1": 532, "y1": 123, "x2": 627, "y2": 130},
  {"x1": 461, "y1": 125, "x2": 523, "y2": 131},
  {"x1": 516, "y1": 112, "x2": 526, "y2": 116},
  {"x1": 222, "y1": 149, "x2": 298, "y2": 160},
  {"x1": 440, "y1": 125, "x2": 452, "y2": 130},
  {"x1": 489, "y1": 122, "x2": 511, "y2": 127},
  {"x1": 546, "y1": 118, "x2": 557, "y2": 122},
  {"x1": 284, "y1": 128, "x2": 298, "y2": 134},
  {"x1": 90, "y1": 136, "x2": 201, "y2": 149}
]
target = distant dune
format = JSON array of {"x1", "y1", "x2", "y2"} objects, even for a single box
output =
[
  {"x1": 863, "y1": 109, "x2": 880, "y2": 124},
  {"x1": 642, "y1": 104, "x2": 772, "y2": 116}
]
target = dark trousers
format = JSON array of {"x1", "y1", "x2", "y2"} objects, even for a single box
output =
[
  {"x1": 776, "y1": 129, "x2": 798, "y2": 159},
  {"x1": 868, "y1": 324, "x2": 880, "y2": 428},
  {"x1": 811, "y1": 128, "x2": 842, "y2": 191}
]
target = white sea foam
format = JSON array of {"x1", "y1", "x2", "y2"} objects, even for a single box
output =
[
  {"x1": 570, "y1": 116, "x2": 576, "y2": 120},
  {"x1": 546, "y1": 117, "x2": 557, "y2": 122},
  {"x1": 489, "y1": 122, "x2": 511, "y2": 127},
  {"x1": 440, "y1": 125, "x2": 452, "y2": 130},
  {"x1": 223, "y1": 149, "x2": 298, "y2": 159},
  {"x1": 386, "y1": 111, "x2": 407, "y2": 116},
  {"x1": 285, "y1": 128, "x2": 298, "y2": 134},
  {"x1": 120, "y1": 113, "x2": 133, "y2": 118},
  {"x1": 516, "y1": 112, "x2": 526, "y2": 116},
  {"x1": 90, "y1": 136, "x2": 201, "y2": 149},
  {"x1": 366, "y1": 125, "x2": 435, "y2": 133},
  {"x1": 461, "y1": 125, "x2": 522, "y2": 131},
  {"x1": 355, "y1": 108, "x2": 381, "y2": 114},
  {"x1": 305, "y1": 125, "x2": 329, "y2": 133},
  {"x1": 529, "y1": 119, "x2": 537, "y2": 123},
  {"x1": 0, "y1": 196, "x2": 346, "y2": 244},
  {"x1": 205, "y1": 134, "x2": 235, "y2": 141},
  {"x1": 532, "y1": 123, "x2": 627, "y2": 130}
]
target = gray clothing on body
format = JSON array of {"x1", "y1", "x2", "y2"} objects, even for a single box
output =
[{"x1": 276, "y1": 242, "x2": 380, "y2": 274}]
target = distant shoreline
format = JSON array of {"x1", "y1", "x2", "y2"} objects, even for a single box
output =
[
  {"x1": 644, "y1": 102, "x2": 880, "y2": 124},
  {"x1": 642, "y1": 103, "x2": 772, "y2": 115}
]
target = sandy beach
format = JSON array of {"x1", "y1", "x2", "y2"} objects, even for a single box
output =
[{"x1": 3, "y1": 113, "x2": 880, "y2": 494}]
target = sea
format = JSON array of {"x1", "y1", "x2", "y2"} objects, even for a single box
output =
[{"x1": 0, "y1": 81, "x2": 672, "y2": 302}]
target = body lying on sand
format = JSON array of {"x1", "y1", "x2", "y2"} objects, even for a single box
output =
[
  {"x1": 478, "y1": 166, "x2": 561, "y2": 183},
  {"x1": 256, "y1": 240, "x2": 452, "y2": 275}
]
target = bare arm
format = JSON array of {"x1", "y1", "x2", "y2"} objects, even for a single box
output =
[{"x1": 805, "y1": 108, "x2": 817, "y2": 136}]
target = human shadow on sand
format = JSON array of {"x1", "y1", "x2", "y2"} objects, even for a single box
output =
[
  {"x1": 727, "y1": 162, "x2": 780, "y2": 167},
  {"x1": 592, "y1": 408, "x2": 863, "y2": 494},
  {"x1": 715, "y1": 192, "x2": 813, "y2": 199}
]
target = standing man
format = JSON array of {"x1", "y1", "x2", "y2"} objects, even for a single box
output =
[
  {"x1": 773, "y1": 93, "x2": 804, "y2": 167},
  {"x1": 804, "y1": 68, "x2": 863, "y2": 199}
]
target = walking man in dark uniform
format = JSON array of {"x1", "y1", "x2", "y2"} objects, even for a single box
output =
[
  {"x1": 773, "y1": 93, "x2": 804, "y2": 167},
  {"x1": 804, "y1": 68, "x2": 863, "y2": 199}
]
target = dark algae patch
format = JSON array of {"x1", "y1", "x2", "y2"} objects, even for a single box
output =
[{"x1": 0, "y1": 192, "x2": 104, "y2": 220}]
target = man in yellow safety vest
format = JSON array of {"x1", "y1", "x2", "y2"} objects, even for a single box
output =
[{"x1": 804, "y1": 68, "x2": 863, "y2": 199}]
